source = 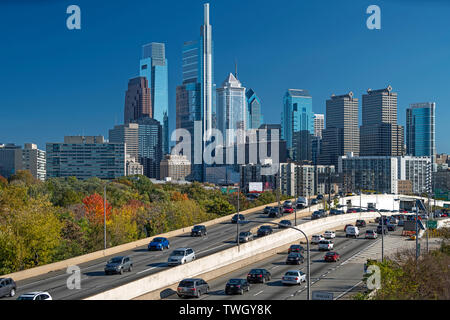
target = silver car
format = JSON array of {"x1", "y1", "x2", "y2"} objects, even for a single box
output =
[
  {"x1": 282, "y1": 270, "x2": 306, "y2": 285},
  {"x1": 237, "y1": 231, "x2": 254, "y2": 243},
  {"x1": 168, "y1": 248, "x2": 196, "y2": 266}
]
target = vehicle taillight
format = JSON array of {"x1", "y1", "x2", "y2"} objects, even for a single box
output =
[
  {"x1": 258, "y1": 274, "x2": 262, "y2": 277},
  {"x1": 177, "y1": 287, "x2": 181, "y2": 291},
  {"x1": 191, "y1": 288, "x2": 196, "y2": 291},
  {"x1": 236, "y1": 285, "x2": 241, "y2": 288},
  {"x1": 295, "y1": 277, "x2": 299, "y2": 280}
]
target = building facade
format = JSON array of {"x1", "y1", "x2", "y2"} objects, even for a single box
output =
[
  {"x1": 136, "y1": 117, "x2": 162, "y2": 179},
  {"x1": 124, "y1": 77, "x2": 152, "y2": 125},
  {"x1": 406, "y1": 102, "x2": 436, "y2": 163},
  {"x1": 0, "y1": 143, "x2": 23, "y2": 178},
  {"x1": 140, "y1": 42, "x2": 169, "y2": 154},
  {"x1": 160, "y1": 154, "x2": 191, "y2": 181},
  {"x1": 313, "y1": 114, "x2": 324, "y2": 138},
  {"x1": 46, "y1": 136, "x2": 126, "y2": 180},
  {"x1": 397, "y1": 156, "x2": 432, "y2": 195},
  {"x1": 109, "y1": 123, "x2": 139, "y2": 160},
  {"x1": 246, "y1": 88, "x2": 262, "y2": 130},
  {"x1": 22, "y1": 143, "x2": 46, "y2": 181}
]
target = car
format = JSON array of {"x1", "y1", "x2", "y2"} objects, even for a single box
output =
[
  {"x1": 286, "y1": 252, "x2": 305, "y2": 264},
  {"x1": 225, "y1": 279, "x2": 250, "y2": 295},
  {"x1": 279, "y1": 220, "x2": 292, "y2": 228},
  {"x1": 0, "y1": 278, "x2": 16, "y2": 298},
  {"x1": 191, "y1": 225, "x2": 207, "y2": 237},
  {"x1": 283, "y1": 206, "x2": 294, "y2": 214},
  {"x1": 268, "y1": 207, "x2": 282, "y2": 218},
  {"x1": 238, "y1": 231, "x2": 254, "y2": 243},
  {"x1": 316, "y1": 194, "x2": 324, "y2": 200},
  {"x1": 297, "y1": 197, "x2": 308, "y2": 207},
  {"x1": 323, "y1": 230, "x2": 336, "y2": 239},
  {"x1": 264, "y1": 206, "x2": 273, "y2": 214},
  {"x1": 257, "y1": 225, "x2": 273, "y2": 237},
  {"x1": 148, "y1": 237, "x2": 170, "y2": 251},
  {"x1": 330, "y1": 209, "x2": 342, "y2": 215},
  {"x1": 365, "y1": 230, "x2": 378, "y2": 239},
  {"x1": 283, "y1": 200, "x2": 293, "y2": 207},
  {"x1": 231, "y1": 214, "x2": 246, "y2": 224},
  {"x1": 288, "y1": 244, "x2": 305, "y2": 254},
  {"x1": 311, "y1": 199, "x2": 319, "y2": 205},
  {"x1": 16, "y1": 291, "x2": 52, "y2": 300},
  {"x1": 168, "y1": 248, "x2": 196, "y2": 266},
  {"x1": 347, "y1": 208, "x2": 357, "y2": 214},
  {"x1": 318, "y1": 240, "x2": 334, "y2": 251},
  {"x1": 104, "y1": 256, "x2": 133, "y2": 275},
  {"x1": 282, "y1": 270, "x2": 306, "y2": 285},
  {"x1": 324, "y1": 251, "x2": 340, "y2": 262},
  {"x1": 344, "y1": 224, "x2": 354, "y2": 232},
  {"x1": 346, "y1": 192, "x2": 355, "y2": 196},
  {"x1": 346, "y1": 226, "x2": 359, "y2": 238},
  {"x1": 356, "y1": 220, "x2": 366, "y2": 227},
  {"x1": 177, "y1": 278, "x2": 209, "y2": 298},
  {"x1": 376, "y1": 225, "x2": 388, "y2": 234},
  {"x1": 311, "y1": 234, "x2": 325, "y2": 244},
  {"x1": 311, "y1": 210, "x2": 327, "y2": 220},
  {"x1": 247, "y1": 269, "x2": 271, "y2": 283}
]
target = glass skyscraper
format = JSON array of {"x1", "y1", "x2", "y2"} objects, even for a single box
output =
[
  {"x1": 140, "y1": 42, "x2": 169, "y2": 155},
  {"x1": 406, "y1": 102, "x2": 436, "y2": 162},
  {"x1": 246, "y1": 88, "x2": 262, "y2": 130},
  {"x1": 281, "y1": 89, "x2": 314, "y2": 150}
]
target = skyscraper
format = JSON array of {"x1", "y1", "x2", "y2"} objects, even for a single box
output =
[
  {"x1": 318, "y1": 92, "x2": 359, "y2": 167},
  {"x1": 217, "y1": 73, "x2": 247, "y2": 146},
  {"x1": 281, "y1": 89, "x2": 314, "y2": 152},
  {"x1": 246, "y1": 88, "x2": 262, "y2": 129},
  {"x1": 124, "y1": 77, "x2": 152, "y2": 125},
  {"x1": 360, "y1": 86, "x2": 404, "y2": 156},
  {"x1": 109, "y1": 123, "x2": 139, "y2": 161},
  {"x1": 406, "y1": 102, "x2": 436, "y2": 162},
  {"x1": 139, "y1": 42, "x2": 169, "y2": 154},
  {"x1": 136, "y1": 117, "x2": 162, "y2": 179},
  {"x1": 313, "y1": 114, "x2": 324, "y2": 138},
  {"x1": 175, "y1": 3, "x2": 215, "y2": 181}
]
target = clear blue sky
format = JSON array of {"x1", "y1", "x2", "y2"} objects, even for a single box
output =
[{"x1": 1, "y1": 0, "x2": 449, "y2": 153}]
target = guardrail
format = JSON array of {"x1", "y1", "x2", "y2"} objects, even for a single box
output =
[{"x1": 84, "y1": 211, "x2": 381, "y2": 300}]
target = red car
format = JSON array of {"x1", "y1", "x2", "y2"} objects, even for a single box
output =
[
  {"x1": 283, "y1": 206, "x2": 294, "y2": 214},
  {"x1": 324, "y1": 252, "x2": 340, "y2": 262},
  {"x1": 288, "y1": 244, "x2": 305, "y2": 254}
]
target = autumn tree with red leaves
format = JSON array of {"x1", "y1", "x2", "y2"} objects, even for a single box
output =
[{"x1": 82, "y1": 193, "x2": 112, "y2": 225}]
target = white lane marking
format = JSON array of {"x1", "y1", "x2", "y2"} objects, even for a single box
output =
[
  {"x1": 334, "y1": 281, "x2": 363, "y2": 300},
  {"x1": 254, "y1": 290, "x2": 264, "y2": 296},
  {"x1": 136, "y1": 263, "x2": 166, "y2": 275}
]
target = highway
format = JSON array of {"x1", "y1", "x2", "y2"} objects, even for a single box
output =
[
  {"x1": 3, "y1": 204, "x2": 315, "y2": 300},
  {"x1": 164, "y1": 221, "x2": 402, "y2": 301}
]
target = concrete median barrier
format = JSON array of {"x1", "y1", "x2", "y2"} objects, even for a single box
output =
[{"x1": 85, "y1": 211, "x2": 380, "y2": 300}]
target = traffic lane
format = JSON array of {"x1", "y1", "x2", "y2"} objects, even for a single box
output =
[
  {"x1": 6, "y1": 208, "x2": 304, "y2": 300},
  {"x1": 167, "y1": 224, "x2": 378, "y2": 300}
]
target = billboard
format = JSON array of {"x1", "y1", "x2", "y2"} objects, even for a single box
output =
[{"x1": 249, "y1": 182, "x2": 263, "y2": 193}]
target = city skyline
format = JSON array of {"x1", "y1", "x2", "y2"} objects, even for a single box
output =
[{"x1": 1, "y1": 0, "x2": 449, "y2": 154}]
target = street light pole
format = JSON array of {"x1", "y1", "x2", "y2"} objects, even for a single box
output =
[
  {"x1": 237, "y1": 186, "x2": 240, "y2": 249},
  {"x1": 103, "y1": 184, "x2": 107, "y2": 250}
]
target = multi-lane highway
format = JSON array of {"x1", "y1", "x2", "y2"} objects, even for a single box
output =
[
  {"x1": 3, "y1": 203, "x2": 314, "y2": 300},
  {"x1": 164, "y1": 221, "x2": 401, "y2": 301}
]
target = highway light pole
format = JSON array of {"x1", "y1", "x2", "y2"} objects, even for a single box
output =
[
  {"x1": 103, "y1": 183, "x2": 108, "y2": 250},
  {"x1": 246, "y1": 220, "x2": 311, "y2": 300}
]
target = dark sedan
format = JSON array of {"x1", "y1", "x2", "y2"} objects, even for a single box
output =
[
  {"x1": 257, "y1": 225, "x2": 273, "y2": 237},
  {"x1": 225, "y1": 279, "x2": 250, "y2": 295},
  {"x1": 279, "y1": 220, "x2": 292, "y2": 229},
  {"x1": 177, "y1": 278, "x2": 209, "y2": 298},
  {"x1": 247, "y1": 269, "x2": 271, "y2": 283},
  {"x1": 191, "y1": 225, "x2": 207, "y2": 237},
  {"x1": 286, "y1": 252, "x2": 305, "y2": 265}
]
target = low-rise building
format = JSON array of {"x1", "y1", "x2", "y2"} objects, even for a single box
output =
[{"x1": 160, "y1": 154, "x2": 191, "y2": 181}]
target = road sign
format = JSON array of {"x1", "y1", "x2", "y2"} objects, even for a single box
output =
[
  {"x1": 427, "y1": 220, "x2": 438, "y2": 229},
  {"x1": 312, "y1": 291, "x2": 334, "y2": 300}
]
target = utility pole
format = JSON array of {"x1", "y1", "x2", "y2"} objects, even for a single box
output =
[{"x1": 237, "y1": 185, "x2": 240, "y2": 249}]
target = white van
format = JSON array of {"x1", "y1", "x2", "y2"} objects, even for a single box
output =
[{"x1": 346, "y1": 226, "x2": 359, "y2": 238}]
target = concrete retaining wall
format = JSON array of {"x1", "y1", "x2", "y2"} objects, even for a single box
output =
[{"x1": 85, "y1": 211, "x2": 380, "y2": 300}]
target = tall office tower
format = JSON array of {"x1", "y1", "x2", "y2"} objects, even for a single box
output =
[
  {"x1": 293, "y1": 130, "x2": 313, "y2": 161},
  {"x1": 0, "y1": 143, "x2": 22, "y2": 178},
  {"x1": 46, "y1": 136, "x2": 126, "y2": 180},
  {"x1": 281, "y1": 89, "x2": 314, "y2": 156},
  {"x1": 22, "y1": 143, "x2": 46, "y2": 181},
  {"x1": 136, "y1": 117, "x2": 162, "y2": 179},
  {"x1": 406, "y1": 102, "x2": 436, "y2": 163},
  {"x1": 313, "y1": 114, "x2": 324, "y2": 138},
  {"x1": 318, "y1": 92, "x2": 359, "y2": 167},
  {"x1": 360, "y1": 86, "x2": 405, "y2": 156},
  {"x1": 246, "y1": 88, "x2": 262, "y2": 129},
  {"x1": 217, "y1": 73, "x2": 247, "y2": 146},
  {"x1": 124, "y1": 77, "x2": 152, "y2": 125},
  {"x1": 140, "y1": 42, "x2": 169, "y2": 155},
  {"x1": 175, "y1": 3, "x2": 216, "y2": 181},
  {"x1": 109, "y1": 123, "x2": 139, "y2": 161}
]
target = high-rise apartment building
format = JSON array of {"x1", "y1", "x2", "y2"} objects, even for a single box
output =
[
  {"x1": 140, "y1": 42, "x2": 169, "y2": 154},
  {"x1": 281, "y1": 89, "x2": 314, "y2": 151},
  {"x1": 124, "y1": 77, "x2": 152, "y2": 125},
  {"x1": 136, "y1": 117, "x2": 162, "y2": 179},
  {"x1": 313, "y1": 114, "x2": 324, "y2": 138},
  {"x1": 246, "y1": 89, "x2": 262, "y2": 129},
  {"x1": 46, "y1": 136, "x2": 126, "y2": 180},
  {"x1": 360, "y1": 86, "x2": 404, "y2": 156},
  {"x1": 406, "y1": 102, "x2": 436, "y2": 163},
  {"x1": 319, "y1": 92, "x2": 359, "y2": 167},
  {"x1": 217, "y1": 73, "x2": 247, "y2": 146},
  {"x1": 109, "y1": 123, "x2": 139, "y2": 160},
  {"x1": 22, "y1": 143, "x2": 46, "y2": 181}
]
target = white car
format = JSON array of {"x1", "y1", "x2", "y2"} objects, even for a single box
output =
[
  {"x1": 17, "y1": 291, "x2": 52, "y2": 300},
  {"x1": 311, "y1": 235, "x2": 325, "y2": 244},
  {"x1": 168, "y1": 248, "x2": 196, "y2": 266},
  {"x1": 346, "y1": 226, "x2": 360, "y2": 238},
  {"x1": 282, "y1": 270, "x2": 306, "y2": 285},
  {"x1": 365, "y1": 230, "x2": 378, "y2": 239},
  {"x1": 318, "y1": 240, "x2": 334, "y2": 251},
  {"x1": 323, "y1": 231, "x2": 336, "y2": 239}
]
